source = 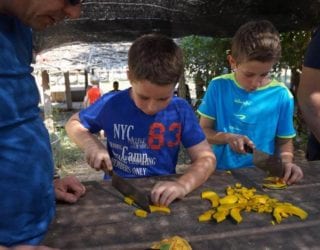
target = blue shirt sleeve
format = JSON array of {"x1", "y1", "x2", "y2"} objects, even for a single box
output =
[
  {"x1": 276, "y1": 90, "x2": 296, "y2": 138},
  {"x1": 197, "y1": 79, "x2": 216, "y2": 119}
]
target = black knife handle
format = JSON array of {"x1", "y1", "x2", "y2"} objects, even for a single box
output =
[
  {"x1": 244, "y1": 144, "x2": 253, "y2": 153},
  {"x1": 101, "y1": 160, "x2": 113, "y2": 176}
]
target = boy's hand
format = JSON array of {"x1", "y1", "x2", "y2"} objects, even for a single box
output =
[
  {"x1": 282, "y1": 162, "x2": 304, "y2": 185},
  {"x1": 84, "y1": 144, "x2": 113, "y2": 172},
  {"x1": 226, "y1": 134, "x2": 255, "y2": 154},
  {"x1": 150, "y1": 181, "x2": 187, "y2": 207}
]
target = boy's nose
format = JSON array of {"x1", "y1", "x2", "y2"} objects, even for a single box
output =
[
  {"x1": 145, "y1": 102, "x2": 159, "y2": 115},
  {"x1": 252, "y1": 76, "x2": 264, "y2": 88}
]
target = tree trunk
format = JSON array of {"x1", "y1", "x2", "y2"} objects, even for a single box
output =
[
  {"x1": 178, "y1": 74, "x2": 187, "y2": 99},
  {"x1": 194, "y1": 72, "x2": 205, "y2": 100},
  {"x1": 177, "y1": 73, "x2": 191, "y2": 104}
]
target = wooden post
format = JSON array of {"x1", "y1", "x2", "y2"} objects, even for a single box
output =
[
  {"x1": 41, "y1": 70, "x2": 54, "y2": 132},
  {"x1": 64, "y1": 71, "x2": 73, "y2": 110},
  {"x1": 84, "y1": 69, "x2": 89, "y2": 90}
]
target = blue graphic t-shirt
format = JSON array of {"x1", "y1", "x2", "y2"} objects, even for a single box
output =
[
  {"x1": 0, "y1": 15, "x2": 55, "y2": 246},
  {"x1": 197, "y1": 73, "x2": 295, "y2": 170},
  {"x1": 80, "y1": 88, "x2": 205, "y2": 178}
]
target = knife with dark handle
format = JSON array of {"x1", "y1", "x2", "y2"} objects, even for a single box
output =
[
  {"x1": 244, "y1": 144, "x2": 253, "y2": 154},
  {"x1": 244, "y1": 145, "x2": 284, "y2": 178},
  {"x1": 101, "y1": 161, "x2": 151, "y2": 212}
]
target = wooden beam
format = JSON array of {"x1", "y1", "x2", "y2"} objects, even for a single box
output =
[{"x1": 64, "y1": 71, "x2": 73, "y2": 110}]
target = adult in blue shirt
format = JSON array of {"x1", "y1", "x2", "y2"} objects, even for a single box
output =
[
  {"x1": 0, "y1": 0, "x2": 85, "y2": 248},
  {"x1": 297, "y1": 27, "x2": 320, "y2": 161}
]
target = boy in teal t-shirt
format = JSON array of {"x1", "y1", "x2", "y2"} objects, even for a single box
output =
[{"x1": 198, "y1": 20, "x2": 303, "y2": 185}]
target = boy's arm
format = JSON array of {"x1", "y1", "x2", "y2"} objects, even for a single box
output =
[
  {"x1": 275, "y1": 137, "x2": 303, "y2": 184},
  {"x1": 177, "y1": 139, "x2": 216, "y2": 194},
  {"x1": 82, "y1": 94, "x2": 89, "y2": 108},
  {"x1": 199, "y1": 116, "x2": 254, "y2": 153},
  {"x1": 65, "y1": 112, "x2": 112, "y2": 171},
  {"x1": 151, "y1": 140, "x2": 216, "y2": 206}
]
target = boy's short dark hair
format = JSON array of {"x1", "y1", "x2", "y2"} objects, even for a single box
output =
[
  {"x1": 128, "y1": 33, "x2": 184, "y2": 85},
  {"x1": 231, "y1": 20, "x2": 281, "y2": 63}
]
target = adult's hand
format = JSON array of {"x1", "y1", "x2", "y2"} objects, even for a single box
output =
[{"x1": 54, "y1": 175, "x2": 86, "y2": 203}]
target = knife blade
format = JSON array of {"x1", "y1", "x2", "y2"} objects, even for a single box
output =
[
  {"x1": 111, "y1": 171, "x2": 151, "y2": 212},
  {"x1": 101, "y1": 162, "x2": 151, "y2": 212},
  {"x1": 231, "y1": 169, "x2": 265, "y2": 192},
  {"x1": 245, "y1": 145, "x2": 284, "y2": 178},
  {"x1": 253, "y1": 149, "x2": 284, "y2": 178}
]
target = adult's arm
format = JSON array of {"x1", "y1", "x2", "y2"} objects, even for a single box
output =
[{"x1": 297, "y1": 66, "x2": 320, "y2": 142}]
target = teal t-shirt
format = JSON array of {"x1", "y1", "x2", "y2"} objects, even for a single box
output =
[{"x1": 198, "y1": 73, "x2": 295, "y2": 170}]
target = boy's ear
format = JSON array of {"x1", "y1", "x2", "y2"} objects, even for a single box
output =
[
  {"x1": 127, "y1": 70, "x2": 133, "y2": 85},
  {"x1": 227, "y1": 55, "x2": 237, "y2": 70},
  {"x1": 126, "y1": 70, "x2": 131, "y2": 80}
]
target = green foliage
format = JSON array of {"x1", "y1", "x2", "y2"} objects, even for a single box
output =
[
  {"x1": 180, "y1": 35, "x2": 231, "y2": 85},
  {"x1": 279, "y1": 30, "x2": 312, "y2": 70},
  {"x1": 58, "y1": 128, "x2": 84, "y2": 167},
  {"x1": 181, "y1": 31, "x2": 312, "y2": 85}
]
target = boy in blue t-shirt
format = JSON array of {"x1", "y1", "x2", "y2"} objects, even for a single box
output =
[
  {"x1": 197, "y1": 20, "x2": 303, "y2": 185},
  {"x1": 66, "y1": 34, "x2": 216, "y2": 206}
]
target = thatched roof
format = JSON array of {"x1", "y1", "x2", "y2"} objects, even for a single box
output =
[{"x1": 34, "y1": 0, "x2": 320, "y2": 51}]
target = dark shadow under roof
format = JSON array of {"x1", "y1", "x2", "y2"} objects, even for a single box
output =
[{"x1": 34, "y1": 0, "x2": 320, "y2": 51}]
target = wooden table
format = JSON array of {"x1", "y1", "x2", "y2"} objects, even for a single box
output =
[{"x1": 43, "y1": 161, "x2": 320, "y2": 250}]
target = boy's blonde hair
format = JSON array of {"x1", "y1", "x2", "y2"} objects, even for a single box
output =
[
  {"x1": 90, "y1": 75, "x2": 100, "y2": 85},
  {"x1": 231, "y1": 20, "x2": 281, "y2": 63},
  {"x1": 128, "y1": 33, "x2": 184, "y2": 86}
]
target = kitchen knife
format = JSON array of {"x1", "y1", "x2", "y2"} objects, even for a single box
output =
[
  {"x1": 231, "y1": 169, "x2": 265, "y2": 192},
  {"x1": 102, "y1": 162, "x2": 151, "y2": 212},
  {"x1": 111, "y1": 171, "x2": 151, "y2": 212},
  {"x1": 245, "y1": 145, "x2": 284, "y2": 178}
]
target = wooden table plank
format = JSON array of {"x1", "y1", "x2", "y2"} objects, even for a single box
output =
[{"x1": 43, "y1": 161, "x2": 320, "y2": 249}]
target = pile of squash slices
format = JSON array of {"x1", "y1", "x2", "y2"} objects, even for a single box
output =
[
  {"x1": 198, "y1": 182, "x2": 308, "y2": 224},
  {"x1": 123, "y1": 180, "x2": 307, "y2": 225}
]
